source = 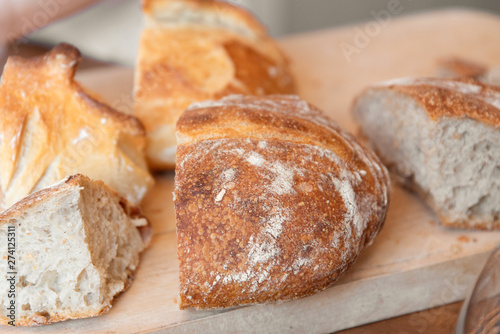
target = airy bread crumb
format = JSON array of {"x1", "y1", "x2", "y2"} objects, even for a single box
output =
[
  {"x1": 0, "y1": 175, "x2": 151, "y2": 326},
  {"x1": 354, "y1": 78, "x2": 500, "y2": 229}
]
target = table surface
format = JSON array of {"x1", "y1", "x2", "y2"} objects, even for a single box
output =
[{"x1": 5, "y1": 8, "x2": 500, "y2": 333}]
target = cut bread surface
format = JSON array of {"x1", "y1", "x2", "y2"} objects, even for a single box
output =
[
  {"x1": 354, "y1": 80, "x2": 500, "y2": 229},
  {"x1": 0, "y1": 175, "x2": 150, "y2": 326}
]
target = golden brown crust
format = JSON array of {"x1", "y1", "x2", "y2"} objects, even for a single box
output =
[
  {"x1": 134, "y1": 0, "x2": 296, "y2": 170},
  {"x1": 175, "y1": 95, "x2": 391, "y2": 309},
  {"x1": 3, "y1": 43, "x2": 144, "y2": 136},
  {"x1": 217, "y1": 41, "x2": 295, "y2": 96},
  {"x1": 178, "y1": 95, "x2": 368, "y2": 156},
  {"x1": 0, "y1": 43, "x2": 153, "y2": 208},
  {"x1": 369, "y1": 77, "x2": 500, "y2": 128}
]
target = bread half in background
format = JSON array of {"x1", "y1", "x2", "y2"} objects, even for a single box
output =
[
  {"x1": 0, "y1": 43, "x2": 154, "y2": 211},
  {"x1": 134, "y1": 0, "x2": 296, "y2": 170},
  {"x1": 353, "y1": 77, "x2": 500, "y2": 230},
  {"x1": 436, "y1": 57, "x2": 488, "y2": 79},
  {"x1": 0, "y1": 174, "x2": 151, "y2": 326},
  {"x1": 436, "y1": 57, "x2": 500, "y2": 86},
  {"x1": 174, "y1": 95, "x2": 391, "y2": 309}
]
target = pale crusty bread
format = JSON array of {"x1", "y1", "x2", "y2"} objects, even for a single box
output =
[
  {"x1": 0, "y1": 43, "x2": 154, "y2": 211},
  {"x1": 436, "y1": 57, "x2": 499, "y2": 85},
  {"x1": 174, "y1": 95, "x2": 391, "y2": 309},
  {"x1": 487, "y1": 67, "x2": 500, "y2": 86},
  {"x1": 0, "y1": 174, "x2": 151, "y2": 326},
  {"x1": 134, "y1": 0, "x2": 296, "y2": 170},
  {"x1": 437, "y1": 57, "x2": 488, "y2": 79},
  {"x1": 353, "y1": 77, "x2": 500, "y2": 230}
]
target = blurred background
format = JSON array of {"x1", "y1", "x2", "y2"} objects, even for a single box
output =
[{"x1": 3, "y1": 0, "x2": 500, "y2": 67}]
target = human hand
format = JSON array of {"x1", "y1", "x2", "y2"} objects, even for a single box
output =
[{"x1": 0, "y1": 0, "x2": 101, "y2": 45}]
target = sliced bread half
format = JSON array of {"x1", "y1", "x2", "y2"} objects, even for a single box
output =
[
  {"x1": 353, "y1": 77, "x2": 500, "y2": 229},
  {"x1": 0, "y1": 174, "x2": 151, "y2": 326}
]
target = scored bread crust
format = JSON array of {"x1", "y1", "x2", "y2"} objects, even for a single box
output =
[
  {"x1": 0, "y1": 43, "x2": 154, "y2": 210},
  {"x1": 175, "y1": 95, "x2": 391, "y2": 309},
  {"x1": 0, "y1": 174, "x2": 152, "y2": 326},
  {"x1": 367, "y1": 77, "x2": 500, "y2": 127},
  {"x1": 134, "y1": 0, "x2": 296, "y2": 170}
]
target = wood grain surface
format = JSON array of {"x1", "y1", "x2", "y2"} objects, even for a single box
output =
[{"x1": 5, "y1": 9, "x2": 500, "y2": 334}]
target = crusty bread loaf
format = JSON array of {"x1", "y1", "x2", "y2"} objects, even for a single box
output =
[
  {"x1": 174, "y1": 95, "x2": 390, "y2": 309},
  {"x1": 0, "y1": 43, "x2": 154, "y2": 211},
  {"x1": 0, "y1": 174, "x2": 151, "y2": 326},
  {"x1": 353, "y1": 77, "x2": 500, "y2": 230},
  {"x1": 134, "y1": 0, "x2": 296, "y2": 170}
]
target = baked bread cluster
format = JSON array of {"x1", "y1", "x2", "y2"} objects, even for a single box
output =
[
  {"x1": 175, "y1": 95, "x2": 391, "y2": 309},
  {"x1": 1, "y1": 0, "x2": 497, "y2": 328},
  {"x1": 135, "y1": 0, "x2": 392, "y2": 312},
  {"x1": 0, "y1": 0, "x2": 400, "y2": 326},
  {"x1": 0, "y1": 44, "x2": 153, "y2": 326},
  {"x1": 134, "y1": 0, "x2": 296, "y2": 170}
]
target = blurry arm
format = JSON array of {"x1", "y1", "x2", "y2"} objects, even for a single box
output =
[{"x1": 0, "y1": 0, "x2": 101, "y2": 44}]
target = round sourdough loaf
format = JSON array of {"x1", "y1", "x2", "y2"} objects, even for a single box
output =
[{"x1": 174, "y1": 95, "x2": 391, "y2": 309}]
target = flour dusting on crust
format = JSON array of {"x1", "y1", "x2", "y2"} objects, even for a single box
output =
[
  {"x1": 375, "y1": 77, "x2": 500, "y2": 124},
  {"x1": 176, "y1": 137, "x2": 388, "y2": 303}
]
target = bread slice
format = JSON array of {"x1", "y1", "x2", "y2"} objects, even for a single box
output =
[
  {"x1": 134, "y1": 0, "x2": 296, "y2": 170},
  {"x1": 175, "y1": 95, "x2": 390, "y2": 309},
  {"x1": 0, "y1": 43, "x2": 154, "y2": 211},
  {"x1": 353, "y1": 77, "x2": 500, "y2": 229},
  {"x1": 0, "y1": 174, "x2": 151, "y2": 326}
]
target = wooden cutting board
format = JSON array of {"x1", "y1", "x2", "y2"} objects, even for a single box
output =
[{"x1": 9, "y1": 9, "x2": 500, "y2": 333}]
